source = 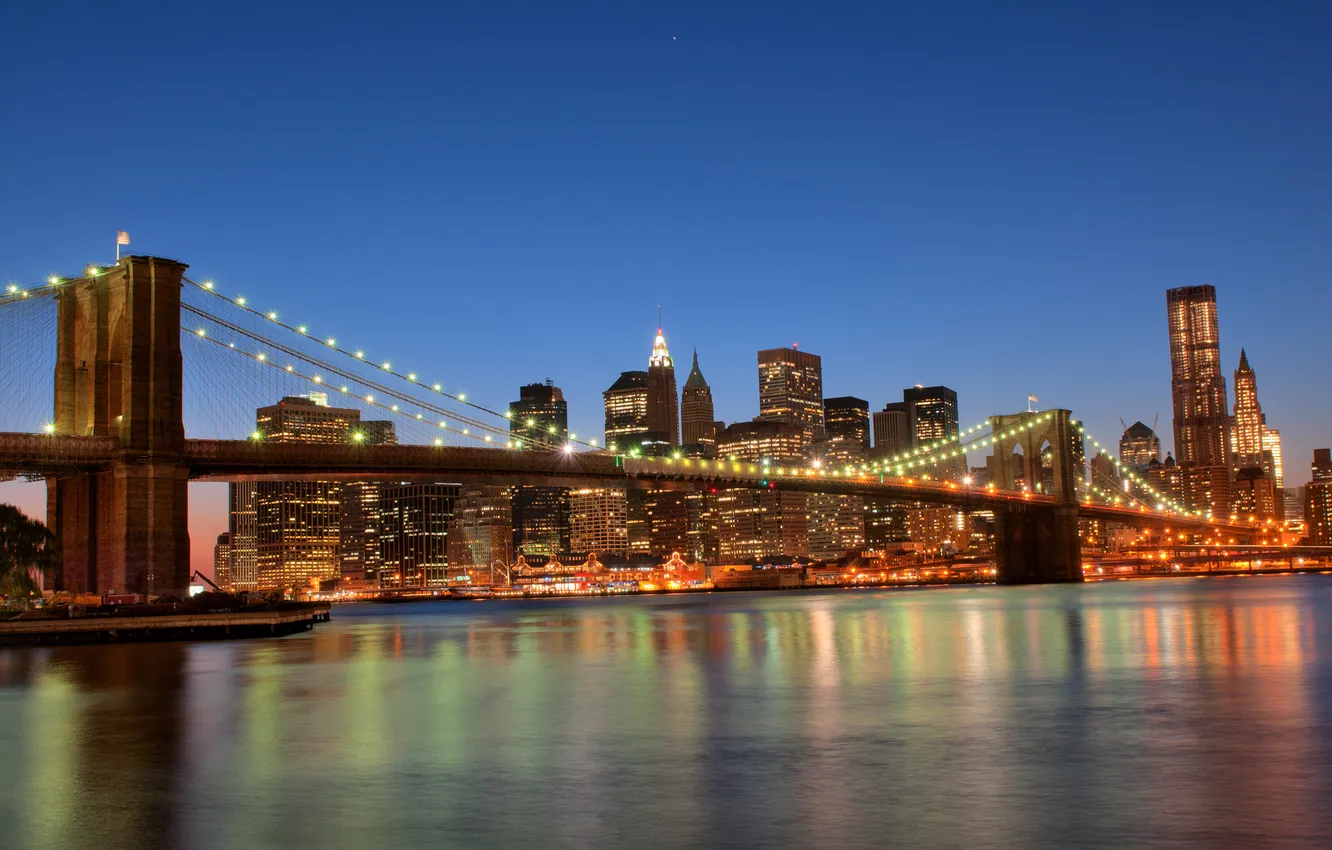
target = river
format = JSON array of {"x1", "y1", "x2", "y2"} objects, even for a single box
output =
[{"x1": 2, "y1": 576, "x2": 1331, "y2": 849}]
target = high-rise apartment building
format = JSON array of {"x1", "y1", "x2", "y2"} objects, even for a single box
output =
[
  {"x1": 647, "y1": 327, "x2": 680, "y2": 445},
  {"x1": 757, "y1": 347, "x2": 823, "y2": 448},
  {"x1": 379, "y1": 484, "x2": 459, "y2": 587},
  {"x1": 1119, "y1": 421, "x2": 1161, "y2": 472},
  {"x1": 509, "y1": 381, "x2": 569, "y2": 448},
  {"x1": 1167, "y1": 285, "x2": 1232, "y2": 514},
  {"x1": 680, "y1": 350, "x2": 717, "y2": 452},
  {"x1": 1306, "y1": 450, "x2": 1332, "y2": 545},
  {"x1": 569, "y1": 488, "x2": 630, "y2": 557}
]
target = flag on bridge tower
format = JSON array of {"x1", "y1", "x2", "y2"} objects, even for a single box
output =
[
  {"x1": 116, "y1": 230, "x2": 130, "y2": 261},
  {"x1": 1027, "y1": 393, "x2": 1038, "y2": 412}
]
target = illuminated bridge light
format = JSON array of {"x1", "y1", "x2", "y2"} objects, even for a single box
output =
[
  {"x1": 236, "y1": 297, "x2": 246, "y2": 306},
  {"x1": 298, "y1": 325, "x2": 307, "y2": 334},
  {"x1": 267, "y1": 311, "x2": 278, "y2": 320},
  {"x1": 408, "y1": 373, "x2": 416, "y2": 381},
  {"x1": 202, "y1": 281, "x2": 213, "y2": 290}
]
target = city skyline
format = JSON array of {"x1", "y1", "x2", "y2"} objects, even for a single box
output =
[{"x1": 3, "y1": 4, "x2": 1331, "y2": 574}]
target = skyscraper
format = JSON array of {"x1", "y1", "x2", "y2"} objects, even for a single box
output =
[
  {"x1": 340, "y1": 419, "x2": 397, "y2": 584},
  {"x1": 647, "y1": 326, "x2": 680, "y2": 445},
  {"x1": 604, "y1": 371, "x2": 663, "y2": 452},
  {"x1": 569, "y1": 488, "x2": 630, "y2": 556},
  {"x1": 511, "y1": 485, "x2": 571, "y2": 556},
  {"x1": 213, "y1": 533, "x2": 232, "y2": 589},
  {"x1": 1263, "y1": 427, "x2": 1284, "y2": 489},
  {"x1": 1118, "y1": 421, "x2": 1161, "y2": 471},
  {"x1": 379, "y1": 484, "x2": 459, "y2": 588},
  {"x1": 904, "y1": 385, "x2": 963, "y2": 478},
  {"x1": 1305, "y1": 449, "x2": 1332, "y2": 545},
  {"x1": 871, "y1": 402, "x2": 914, "y2": 460},
  {"x1": 447, "y1": 485, "x2": 514, "y2": 576},
  {"x1": 510, "y1": 381, "x2": 569, "y2": 448},
  {"x1": 680, "y1": 350, "x2": 717, "y2": 452},
  {"x1": 757, "y1": 347, "x2": 824, "y2": 448},
  {"x1": 1167, "y1": 286, "x2": 1232, "y2": 515},
  {"x1": 823, "y1": 396, "x2": 870, "y2": 455},
  {"x1": 1232, "y1": 349, "x2": 1264, "y2": 467}
]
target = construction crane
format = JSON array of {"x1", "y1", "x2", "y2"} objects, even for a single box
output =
[{"x1": 191, "y1": 570, "x2": 222, "y2": 593}]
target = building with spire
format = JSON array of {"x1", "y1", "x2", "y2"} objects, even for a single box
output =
[
  {"x1": 680, "y1": 349, "x2": 717, "y2": 452},
  {"x1": 1118, "y1": 421, "x2": 1161, "y2": 472},
  {"x1": 647, "y1": 326, "x2": 680, "y2": 446},
  {"x1": 1232, "y1": 349, "x2": 1264, "y2": 467}
]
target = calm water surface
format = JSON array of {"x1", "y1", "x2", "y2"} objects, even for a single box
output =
[{"x1": 2, "y1": 576, "x2": 1332, "y2": 849}]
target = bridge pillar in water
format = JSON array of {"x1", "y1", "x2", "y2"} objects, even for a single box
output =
[
  {"x1": 46, "y1": 256, "x2": 190, "y2": 597},
  {"x1": 989, "y1": 409, "x2": 1083, "y2": 584}
]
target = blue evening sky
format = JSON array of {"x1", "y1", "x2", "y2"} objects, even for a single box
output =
[{"x1": 3, "y1": 1, "x2": 1330, "y2": 565}]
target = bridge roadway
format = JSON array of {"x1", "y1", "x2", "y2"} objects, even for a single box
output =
[{"x1": 0, "y1": 434, "x2": 1249, "y2": 539}]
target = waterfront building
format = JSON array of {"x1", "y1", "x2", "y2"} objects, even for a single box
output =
[
  {"x1": 680, "y1": 350, "x2": 718, "y2": 453},
  {"x1": 647, "y1": 326, "x2": 680, "y2": 445},
  {"x1": 340, "y1": 420, "x2": 397, "y2": 584},
  {"x1": 379, "y1": 484, "x2": 459, "y2": 587},
  {"x1": 1118, "y1": 421, "x2": 1161, "y2": 472},
  {"x1": 907, "y1": 506, "x2": 966, "y2": 554},
  {"x1": 509, "y1": 381, "x2": 569, "y2": 448},
  {"x1": 1167, "y1": 285, "x2": 1232, "y2": 514},
  {"x1": 569, "y1": 488, "x2": 629, "y2": 557},
  {"x1": 1232, "y1": 467, "x2": 1278, "y2": 521},
  {"x1": 757, "y1": 347, "x2": 824, "y2": 448},
  {"x1": 228, "y1": 482, "x2": 258, "y2": 590}
]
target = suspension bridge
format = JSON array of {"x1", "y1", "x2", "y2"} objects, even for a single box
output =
[{"x1": 0, "y1": 256, "x2": 1254, "y2": 596}]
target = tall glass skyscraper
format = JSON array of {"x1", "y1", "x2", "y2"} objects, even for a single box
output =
[
  {"x1": 1167, "y1": 285, "x2": 1232, "y2": 515},
  {"x1": 757, "y1": 346, "x2": 823, "y2": 449}
]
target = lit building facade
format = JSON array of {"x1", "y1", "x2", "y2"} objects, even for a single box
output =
[
  {"x1": 872, "y1": 402, "x2": 914, "y2": 460},
  {"x1": 340, "y1": 420, "x2": 397, "y2": 584},
  {"x1": 510, "y1": 381, "x2": 569, "y2": 448},
  {"x1": 213, "y1": 533, "x2": 231, "y2": 589},
  {"x1": 228, "y1": 482, "x2": 258, "y2": 590},
  {"x1": 604, "y1": 371, "x2": 659, "y2": 452},
  {"x1": 1307, "y1": 449, "x2": 1332, "y2": 545},
  {"x1": 823, "y1": 396, "x2": 870, "y2": 455},
  {"x1": 569, "y1": 488, "x2": 629, "y2": 556},
  {"x1": 1167, "y1": 285, "x2": 1232, "y2": 514},
  {"x1": 1232, "y1": 466, "x2": 1278, "y2": 521},
  {"x1": 716, "y1": 420, "x2": 806, "y2": 463},
  {"x1": 647, "y1": 327, "x2": 680, "y2": 445},
  {"x1": 757, "y1": 347, "x2": 824, "y2": 448},
  {"x1": 1118, "y1": 421, "x2": 1161, "y2": 472},
  {"x1": 1232, "y1": 349, "x2": 1264, "y2": 467},
  {"x1": 511, "y1": 486, "x2": 571, "y2": 556},
  {"x1": 447, "y1": 485, "x2": 514, "y2": 574},
  {"x1": 379, "y1": 484, "x2": 459, "y2": 587},
  {"x1": 680, "y1": 350, "x2": 717, "y2": 453}
]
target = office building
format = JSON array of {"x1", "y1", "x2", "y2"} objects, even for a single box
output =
[
  {"x1": 1308, "y1": 450, "x2": 1332, "y2": 545},
  {"x1": 604, "y1": 371, "x2": 660, "y2": 452},
  {"x1": 1118, "y1": 421, "x2": 1161, "y2": 472},
  {"x1": 511, "y1": 486, "x2": 571, "y2": 556},
  {"x1": 1263, "y1": 427, "x2": 1284, "y2": 489},
  {"x1": 510, "y1": 381, "x2": 568, "y2": 448},
  {"x1": 570, "y1": 488, "x2": 630, "y2": 557},
  {"x1": 1232, "y1": 350, "x2": 1264, "y2": 467},
  {"x1": 757, "y1": 347, "x2": 823, "y2": 448},
  {"x1": 647, "y1": 326, "x2": 680, "y2": 445},
  {"x1": 1233, "y1": 467, "x2": 1278, "y2": 521},
  {"x1": 1167, "y1": 285, "x2": 1232, "y2": 514},
  {"x1": 823, "y1": 396, "x2": 870, "y2": 455},
  {"x1": 213, "y1": 533, "x2": 231, "y2": 589},
  {"x1": 716, "y1": 420, "x2": 805, "y2": 462},
  {"x1": 871, "y1": 401, "x2": 914, "y2": 462},
  {"x1": 340, "y1": 420, "x2": 397, "y2": 584},
  {"x1": 680, "y1": 350, "x2": 718, "y2": 453},
  {"x1": 447, "y1": 485, "x2": 514, "y2": 575},
  {"x1": 379, "y1": 484, "x2": 459, "y2": 587},
  {"x1": 228, "y1": 482, "x2": 258, "y2": 590}
]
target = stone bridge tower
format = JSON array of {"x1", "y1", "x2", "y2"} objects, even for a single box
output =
[
  {"x1": 988, "y1": 409, "x2": 1082, "y2": 584},
  {"x1": 46, "y1": 256, "x2": 190, "y2": 596}
]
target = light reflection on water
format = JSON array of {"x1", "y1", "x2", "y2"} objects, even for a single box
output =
[{"x1": 1, "y1": 576, "x2": 1331, "y2": 849}]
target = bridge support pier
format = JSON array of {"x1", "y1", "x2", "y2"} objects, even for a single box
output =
[
  {"x1": 994, "y1": 504, "x2": 1082, "y2": 584},
  {"x1": 46, "y1": 256, "x2": 191, "y2": 597}
]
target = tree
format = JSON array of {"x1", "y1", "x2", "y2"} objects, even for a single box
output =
[{"x1": 0, "y1": 504, "x2": 58, "y2": 597}]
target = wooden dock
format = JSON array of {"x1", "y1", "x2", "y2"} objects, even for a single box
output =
[{"x1": 0, "y1": 604, "x2": 332, "y2": 646}]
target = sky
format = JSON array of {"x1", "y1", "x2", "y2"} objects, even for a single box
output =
[{"x1": 2, "y1": 1, "x2": 1331, "y2": 572}]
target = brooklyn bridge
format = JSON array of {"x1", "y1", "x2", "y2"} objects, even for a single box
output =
[{"x1": 0, "y1": 256, "x2": 1254, "y2": 595}]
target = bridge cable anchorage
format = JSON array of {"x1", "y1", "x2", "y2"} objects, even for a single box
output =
[
  {"x1": 182, "y1": 317, "x2": 525, "y2": 449},
  {"x1": 182, "y1": 277, "x2": 604, "y2": 451}
]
